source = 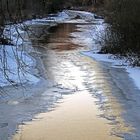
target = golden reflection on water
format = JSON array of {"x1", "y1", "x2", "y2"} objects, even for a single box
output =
[{"x1": 14, "y1": 91, "x2": 122, "y2": 140}]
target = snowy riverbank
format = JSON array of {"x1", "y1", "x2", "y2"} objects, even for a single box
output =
[
  {"x1": 0, "y1": 24, "x2": 39, "y2": 87},
  {"x1": 82, "y1": 52, "x2": 140, "y2": 90}
]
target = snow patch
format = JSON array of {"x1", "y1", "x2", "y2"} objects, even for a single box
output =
[
  {"x1": 126, "y1": 67, "x2": 140, "y2": 90},
  {"x1": 1, "y1": 23, "x2": 41, "y2": 87},
  {"x1": 0, "y1": 45, "x2": 39, "y2": 87},
  {"x1": 82, "y1": 51, "x2": 140, "y2": 90}
]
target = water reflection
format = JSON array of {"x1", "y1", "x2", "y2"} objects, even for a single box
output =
[{"x1": 13, "y1": 92, "x2": 123, "y2": 140}]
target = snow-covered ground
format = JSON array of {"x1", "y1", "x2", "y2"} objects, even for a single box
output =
[{"x1": 0, "y1": 24, "x2": 39, "y2": 87}]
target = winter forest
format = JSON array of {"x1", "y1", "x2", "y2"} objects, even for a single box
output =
[{"x1": 0, "y1": 0, "x2": 140, "y2": 140}]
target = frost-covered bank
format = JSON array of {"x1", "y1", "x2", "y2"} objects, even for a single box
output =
[{"x1": 82, "y1": 52, "x2": 140, "y2": 90}]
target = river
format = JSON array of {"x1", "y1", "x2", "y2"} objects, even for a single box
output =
[{"x1": 12, "y1": 21, "x2": 134, "y2": 140}]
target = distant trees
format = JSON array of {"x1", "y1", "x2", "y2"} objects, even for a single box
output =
[{"x1": 0, "y1": 0, "x2": 49, "y2": 22}]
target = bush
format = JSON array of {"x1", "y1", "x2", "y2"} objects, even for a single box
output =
[{"x1": 101, "y1": 0, "x2": 140, "y2": 65}]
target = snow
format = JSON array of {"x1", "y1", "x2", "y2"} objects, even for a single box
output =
[
  {"x1": 25, "y1": 18, "x2": 52, "y2": 25},
  {"x1": 25, "y1": 11, "x2": 71, "y2": 25},
  {"x1": 0, "y1": 45, "x2": 39, "y2": 86},
  {"x1": 44, "y1": 10, "x2": 95, "y2": 23},
  {"x1": 4, "y1": 24, "x2": 25, "y2": 46},
  {"x1": 55, "y1": 11, "x2": 70, "y2": 21},
  {"x1": 34, "y1": 10, "x2": 94, "y2": 23},
  {"x1": 63, "y1": 19, "x2": 88, "y2": 23},
  {"x1": 21, "y1": 10, "x2": 96, "y2": 26},
  {"x1": 1, "y1": 23, "x2": 41, "y2": 87},
  {"x1": 126, "y1": 67, "x2": 140, "y2": 90}
]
